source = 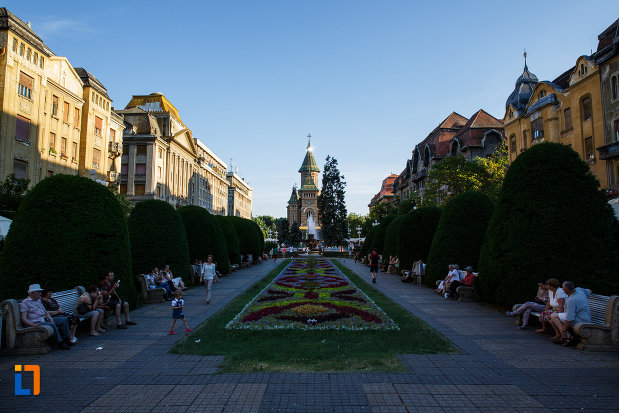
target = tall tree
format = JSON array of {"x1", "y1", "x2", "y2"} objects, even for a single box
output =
[
  {"x1": 289, "y1": 221, "x2": 302, "y2": 245},
  {"x1": 275, "y1": 218, "x2": 289, "y2": 244},
  {"x1": 318, "y1": 156, "x2": 348, "y2": 245},
  {"x1": 347, "y1": 213, "x2": 368, "y2": 238}
]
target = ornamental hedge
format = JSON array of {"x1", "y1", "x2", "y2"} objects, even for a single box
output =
[
  {"x1": 425, "y1": 191, "x2": 494, "y2": 287},
  {"x1": 178, "y1": 206, "x2": 229, "y2": 274},
  {"x1": 128, "y1": 200, "x2": 190, "y2": 282},
  {"x1": 383, "y1": 214, "x2": 406, "y2": 258},
  {"x1": 229, "y1": 216, "x2": 262, "y2": 259},
  {"x1": 216, "y1": 215, "x2": 241, "y2": 265},
  {"x1": 359, "y1": 226, "x2": 376, "y2": 258},
  {"x1": 397, "y1": 207, "x2": 442, "y2": 275},
  {"x1": 0, "y1": 175, "x2": 136, "y2": 305},
  {"x1": 370, "y1": 214, "x2": 397, "y2": 257},
  {"x1": 477, "y1": 142, "x2": 619, "y2": 306}
]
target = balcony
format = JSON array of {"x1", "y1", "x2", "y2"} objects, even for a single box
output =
[
  {"x1": 598, "y1": 141, "x2": 619, "y2": 160},
  {"x1": 607, "y1": 183, "x2": 619, "y2": 200},
  {"x1": 411, "y1": 170, "x2": 427, "y2": 182},
  {"x1": 108, "y1": 141, "x2": 122, "y2": 158},
  {"x1": 107, "y1": 171, "x2": 120, "y2": 182}
]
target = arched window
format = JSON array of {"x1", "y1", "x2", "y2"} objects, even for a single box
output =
[
  {"x1": 423, "y1": 147, "x2": 430, "y2": 168},
  {"x1": 510, "y1": 135, "x2": 517, "y2": 155},
  {"x1": 451, "y1": 140, "x2": 460, "y2": 156},
  {"x1": 582, "y1": 96, "x2": 592, "y2": 121},
  {"x1": 612, "y1": 76, "x2": 618, "y2": 100}
]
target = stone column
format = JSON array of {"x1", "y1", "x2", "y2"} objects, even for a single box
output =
[{"x1": 128, "y1": 144, "x2": 136, "y2": 195}]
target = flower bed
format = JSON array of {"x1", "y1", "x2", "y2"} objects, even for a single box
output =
[{"x1": 226, "y1": 258, "x2": 398, "y2": 330}]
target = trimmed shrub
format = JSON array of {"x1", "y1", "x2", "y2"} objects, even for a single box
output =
[
  {"x1": 230, "y1": 216, "x2": 262, "y2": 258},
  {"x1": 383, "y1": 214, "x2": 406, "y2": 258},
  {"x1": 0, "y1": 175, "x2": 136, "y2": 305},
  {"x1": 216, "y1": 215, "x2": 241, "y2": 265},
  {"x1": 370, "y1": 215, "x2": 397, "y2": 256},
  {"x1": 359, "y1": 226, "x2": 376, "y2": 258},
  {"x1": 397, "y1": 207, "x2": 442, "y2": 274},
  {"x1": 128, "y1": 200, "x2": 190, "y2": 282},
  {"x1": 178, "y1": 206, "x2": 230, "y2": 274},
  {"x1": 477, "y1": 142, "x2": 619, "y2": 306},
  {"x1": 425, "y1": 191, "x2": 494, "y2": 287}
]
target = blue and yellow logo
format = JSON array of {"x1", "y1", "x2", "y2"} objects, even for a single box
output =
[{"x1": 14, "y1": 365, "x2": 40, "y2": 396}]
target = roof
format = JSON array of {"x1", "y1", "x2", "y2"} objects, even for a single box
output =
[
  {"x1": 505, "y1": 61, "x2": 539, "y2": 112},
  {"x1": 287, "y1": 187, "x2": 299, "y2": 203},
  {"x1": 298, "y1": 148, "x2": 320, "y2": 173},
  {"x1": 0, "y1": 8, "x2": 53, "y2": 57},
  {"x1": 117, "y1": 107, "x2": 161, "y2": 136},
  {"x1": 452, "y1": 109, "x2": 504, "y2": 147},
  {"x1": 74, "y1": 67, "x2": 111, "y2": 99},
  {"x1": 597, "y1": 18, "x2": 619, "y2": 53},
  {"x1": 125, "y1": 93, "x2": 182, "y2": 122},
  {"x1": 299, "y1": 175, "x2": 319, "y2": 191},
  {"x1": 525, "y1": 93, "x2": 559, "y2": 116}
]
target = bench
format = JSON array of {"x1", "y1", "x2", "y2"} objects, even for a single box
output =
[
  {"x1": 0, "y1": 286, "x2": 85, "y2": 355},
  {"x1": 137, "y1": 274, "x2": 166, "y2": 304},
  {"x1": 230, "y1": 264, "x2": 239, "y2": 272},
  {"x1": 435, "y1": 270, "x2": 477, "y2": 301},
  {"x1": 512, "y1": 293, "x2": 618, "y2": 351}
]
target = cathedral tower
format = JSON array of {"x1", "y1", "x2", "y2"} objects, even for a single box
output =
[{"x1": 286, "y1": 136, "x2": 321, "y2": 235}]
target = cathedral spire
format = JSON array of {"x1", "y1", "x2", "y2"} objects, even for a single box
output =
[{"x1": 307, "y1": 133, "x2": 312, "y2": 151}]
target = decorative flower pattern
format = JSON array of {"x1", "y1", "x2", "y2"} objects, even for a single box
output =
[{"x1": 226, "y1": 258, "x2": 399, "y2": 331}]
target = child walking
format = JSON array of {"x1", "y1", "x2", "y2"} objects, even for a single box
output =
[{"x1": 168, "y1": 290, "x2": 192, "y2": 334}]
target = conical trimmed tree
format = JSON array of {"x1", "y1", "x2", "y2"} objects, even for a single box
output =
[
  {"x1": 0, "y1": 175, "x2": 136, "y2": 304},
  {"x1": 229, "y1": 216, "x2": 262, "y2": 259},
  {"x1": 425, "y1": 191, "x2": 494, "y2": 287},
  {"x1": 396, "y1": 207, "x2": 442, "y2": 275},
  {"x1": 216, "y1": 215, "x2": 241, "y2": 265},
  {"x1": 383, "y1": 214, "x2": 406, "y2": 258},
  {"x1": 477, "y1": 142, "x2": 619, "y2": 306},
  {"x1": 371, "y1": 214, "x2": 397, "y2": 256},
  {"x1": 128, "y1": 200, "x2": 190, "y2": 282},
  {"x1": 178, "y1": 206, "x2": 230, "y2": 274}
]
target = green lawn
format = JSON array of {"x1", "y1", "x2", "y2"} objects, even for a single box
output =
[{"x1": 171, "y1": 259, "x2": 454, "y2": 372}]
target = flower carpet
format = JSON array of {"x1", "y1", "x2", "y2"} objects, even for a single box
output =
[{"x1": 226, "y1": 258, "x2": 398, "y2": 331}]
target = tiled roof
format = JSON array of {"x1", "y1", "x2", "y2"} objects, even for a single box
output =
[
  {"x1": 74, "y1": 67, "x2": 110, "y2": 99},
  {"x1": 299, "y1": 175, "x2": 318, "y2": 191},
  {"x1": 525, "y1": 93, "x2": 559, "y2": 116},
  {"x1": 298, "y1": 150, "x2": 320, "y2": 173},
  {"x1": 287, "y1": 187, "x2": 299, "y2": 203}
]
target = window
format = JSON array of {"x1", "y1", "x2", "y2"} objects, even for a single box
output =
[
  {"x1": 47, "y1": 170, "x2": 54, "y2": 177},
  {"x1": 72, "y1": 142, "x2": 78, "y2": 160},
  {"x1": 92, "y1": 92, "x2": 95, "y2": 102},
  {"x1": 615, "y1": 120, "x2": 619, "y2": 142},
  {"x1": 538, "y1": 90, "x2": 546, "y2": 99},
  {"x1": 74, "y1": 107, "x2": 80, "y2": 126},
  {"x1": 18, "y1": 71, "x2": 33, "y2": 99},
  {"x1": 33, "y1": 51, "x2": 38, "y2": 64},
  {"x1": 158, "y1": 148, "x2": 163, "y2": 158},
  {"x1": 39, "y1": 57, "x2": 44, "y2": 69},
  {"x1": 15, "y1": 115, "x2": 30, "y2": 143},
  {"x1": 582, "y1": 97, "x2": 592, "y2": 120},
  {"x1": 26, "y1": 47, "x2": 31, "y2": 61},
  {"x1": 13, "y1": 159, "x2": 28, "y2": 179},
  {"x1": 93, "y1": 148, "x2": 101, "y2": 169},
  {"x1": 61, "y1": 137, "x2": 67, "y2": 156},
  {"x1": 135, "y1": 184, "x2": 145, "y2": 195},
  {"x1": 522, "y1": 130, "x2": 528, "y2": 150},
  {"x1": 531, "y1": 117, "x2": 544, "y2": 139},
  {"x1": 137, "y1": 145, "x2": 147, "y2": 155},
  {"x1": 18, "y1": 42, "x2": 24, "y2": 56},
  {"x1": 510, "y1": 135, "x2": 516, "y2": 154},
  {"x1": 584, "y1": 137, "x2": 594, "y2": 161},
  {"x1": 157, "y1": 185, "x2": 161, "y2": 197},
  {"x1": 120, "y1": 184, "x2": 127, "y2": 194},
  {"x1": 121, "y1": 164, "x2": 128, "y2": 175},
  {"x1": 52, "y1": 95, "x2": 59, "y2": 116},
  {"x1": 94, "y1": 116, "x2": 103, "y2": 136},
  {"x1": 12, "y1": 38, "x2": 17, "y2": 52},
  {"x1": 136, "y1": 164, "x2": 146, "y2": 175},
  {"x1": 109, "y1": 128, "x2": 115, "y2": 141},
  {"x1": 63, "y1": 102, "x2": 70, "y2": 123},
  {"x1": 158, "y1": 166, "x2": 162, "y2": 178},
  {"x1": 564, "y1": 108, "x2": 572, "y2": 131},
  {"x1": 49, "y1": 132, "x2": 56, "y2": 151},
  {"x1": 612, "y1": 76, "x2": 618, "y2": 100}
]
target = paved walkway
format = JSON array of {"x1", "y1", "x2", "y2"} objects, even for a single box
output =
[{"x1": 1, "y1": 258, "x2": 618, "y2": 412}]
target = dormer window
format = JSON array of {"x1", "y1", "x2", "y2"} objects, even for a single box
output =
[{"x1": 538, "y1": 90, "x2": 546, "y2": 99}]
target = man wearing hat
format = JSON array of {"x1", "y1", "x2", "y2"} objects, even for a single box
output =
[
  {"x1": 19, "y1": 284, "x2": 72, "y2": 350},
  {"x1": 447, "y1": 266, "x2": 476, "y2": 300}
]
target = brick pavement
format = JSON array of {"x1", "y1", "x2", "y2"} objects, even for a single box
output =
[{"x1": 1, "y1": 257, "x2": 617, "y2": 412}]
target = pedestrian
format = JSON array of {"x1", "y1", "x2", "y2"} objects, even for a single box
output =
[
  {"x1": 369, "y1": 249, "x2": 380, "y2": 283},
  {"x1": 168, "y1": 290, "x2": 192, "y2": 335},
  {"x1": 200, "y1": 255, "x2": 216, "y2": 304}
]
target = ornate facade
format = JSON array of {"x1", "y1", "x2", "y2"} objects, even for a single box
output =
[
  {"x1": 287, "y1": 139, "x2": 321, "y2": 233},
  {"x1": 226, "y1": 169, "x2": 252, "y2": 219}
]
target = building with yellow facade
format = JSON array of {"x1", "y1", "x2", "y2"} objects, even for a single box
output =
[
  {"x1": 0, "y1": 8, "x2": 121, "y2": 189},
  {"x1": 194, "y1": 139, "x2": 229, "y2": 215},
  {"x1": 504, "y1": 54, "x2": 607, "y2": 188},
  {"x1": 227, "y1": 167, "x2": 252, "y2": 219}
]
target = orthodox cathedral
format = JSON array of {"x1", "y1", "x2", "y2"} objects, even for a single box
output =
[{"x1": 287, "y1": 137, "x2": 321, "y2": 235}]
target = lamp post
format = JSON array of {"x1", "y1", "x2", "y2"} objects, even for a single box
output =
[
  {"x1": 356, "y1": 225, "x2": 361, "y2": 238},
  {"x1": 372, "y1": 220, "x2": 379, "y2": 227},
  {"x1": 268, "y1": 229, "x2": 272, "y2": 239}
]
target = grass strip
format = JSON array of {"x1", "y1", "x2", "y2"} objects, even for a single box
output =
[{"x1": 171, "y1": 258, "x2": 454, "y2": 372}]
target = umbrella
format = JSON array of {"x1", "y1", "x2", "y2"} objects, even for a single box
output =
[{"x1": 0, "y1": 216, "x2": 11, "y2": 240}]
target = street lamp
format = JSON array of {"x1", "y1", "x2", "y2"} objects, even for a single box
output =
[
  {"x1": 372, "y1": 220, "x2": 379, "y2": 227},
  {"x1": 274, "y1": 230, "x2": 278, "y2": 240},
  {"x1": 268, "y1": 229, "x2": 272, "y2": 239},
  {"x1": 356, "y1": 225, "x2": 361, "y2": 238}
]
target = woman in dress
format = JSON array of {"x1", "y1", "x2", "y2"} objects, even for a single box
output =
[
  {"x1": 76, "y1": 285, "x2": 106, "y2": 336},
  {"x1": 538, "y1": 278, "x2": 566, "y2": 341},
  {"x1": 200, "y1": 255, "x2": 216, "y2": 304},
  {"x1": 162, "y1": 264, "x2": 187, "y2": 291}
]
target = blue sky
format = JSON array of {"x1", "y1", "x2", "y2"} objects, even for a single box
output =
[{"x1": 10, "y1": 1, "x2": 618, "y2": 216}]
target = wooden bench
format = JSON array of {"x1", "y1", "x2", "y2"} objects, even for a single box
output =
[
  {"x1": 0, "y1": 286, "x2": 85, "y2": 355},
  {"x1": 136, "y1": 274, "x2": 166, "y2": 304},
  {"x1": 512, "y1": 293, "x2": 618, "y2": 351}
]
